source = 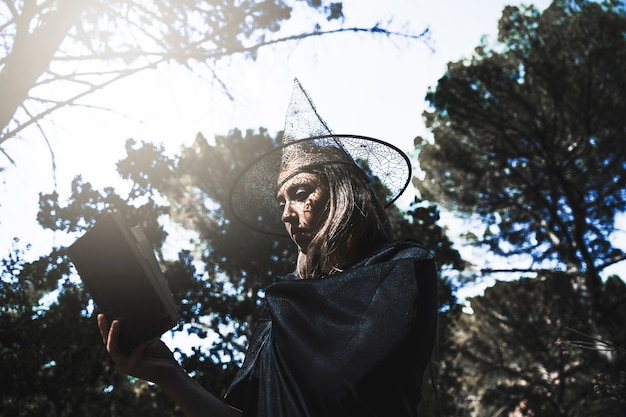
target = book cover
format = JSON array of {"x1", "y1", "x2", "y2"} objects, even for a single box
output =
[{"x1": 67, "y1": 211, "x2": 180, "y2": 354}]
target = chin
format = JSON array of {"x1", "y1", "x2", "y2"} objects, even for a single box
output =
[{"x1": 295, "y1": 240, "x2": 312, "y2": 254}]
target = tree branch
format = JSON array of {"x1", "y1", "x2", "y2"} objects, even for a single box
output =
[
  {"x1": 1, "y1": 58, "x2": 164, "y2": 145},
  {"x1": 202, "y1": 25, "x2": 432, "y2": 59},
  {"x1": 0, "y1": 0, "x2": 86, "y2": 144},
  {"x1": 1, "y1": 22, "x2": 431, "y2": 152},
  {"x1": 480, "y1": 267, "x2": 575, "y2": 276},
  {"x1": 597, "y1": 253, "x2": 626, "y2": 273}
]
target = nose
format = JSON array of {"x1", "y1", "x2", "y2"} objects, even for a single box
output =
[{"x1": 281, "y1": 201, "x2": 297, "y2": 223}]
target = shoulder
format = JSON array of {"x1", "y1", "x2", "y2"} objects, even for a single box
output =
[{"x1": 358, "y1": 239, "x2": 433, "y2": 267}]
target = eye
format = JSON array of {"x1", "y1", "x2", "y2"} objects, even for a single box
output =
[{"x1": 294, "y1": 187, "x2": 310, "y2": 201}]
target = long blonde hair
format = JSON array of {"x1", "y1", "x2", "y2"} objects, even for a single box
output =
[{"x1": 288, "y1": 149, "x2": 394, "y2": 279}]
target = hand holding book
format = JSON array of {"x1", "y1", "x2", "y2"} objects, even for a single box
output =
[{"x1": 67, "y1": 211, "x2": 180, "y2": 354}]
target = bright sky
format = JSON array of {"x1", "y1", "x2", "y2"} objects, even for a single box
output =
[{"x1": 4, "y1": 0, "x2": 623, "y2": 300}]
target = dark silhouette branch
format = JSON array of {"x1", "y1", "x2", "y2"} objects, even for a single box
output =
[
  {"x1": 1, "y1": 23, "x2": 431, "y2": 154},
  {"x1": 597, "y1": 253, "x2": 626, "y2": 273},
  {"x1": 481, "y1": 267, "x2": 572, "y2": 276},
  {"x1": 213, "y1": 25, "x2": 432, "y2": 58}
]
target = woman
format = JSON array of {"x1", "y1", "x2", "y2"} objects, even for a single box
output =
[{"x1": 98, "y1": 79, "x2": 438, "y2": 417}]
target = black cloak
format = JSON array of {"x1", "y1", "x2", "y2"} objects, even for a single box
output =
[{"x1": 224, "y1": 239, "x2": 438, "y2": 417}]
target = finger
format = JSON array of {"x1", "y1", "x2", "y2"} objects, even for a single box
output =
[
  {"x1": 97, "y1": 314, "x2": 110, "y2": 345},
  {"x1": 107, "y1": 319, "x2": 122, "y2": 357}
]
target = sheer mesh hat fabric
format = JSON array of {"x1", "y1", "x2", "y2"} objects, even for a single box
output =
[{"x1": 229, "y1": 78, "x2": 412, "y2": 236}]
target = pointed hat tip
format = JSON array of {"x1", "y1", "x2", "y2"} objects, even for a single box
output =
[{"x1": 283, "y1": 77, "x2": 332, "y2": 142}]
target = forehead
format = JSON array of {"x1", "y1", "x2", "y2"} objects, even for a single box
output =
[{"x1": 276, "y1": 172, "x2": 320, "y2": 196}]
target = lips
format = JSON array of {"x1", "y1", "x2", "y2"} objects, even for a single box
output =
[
  {"x1": 291, "y1": 228, "x2": 310, "y2": 246},
  {"x1": 291, "y1": 228, "x2": 306, "y2": 239}
]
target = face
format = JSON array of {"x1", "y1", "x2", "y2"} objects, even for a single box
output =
[{"x1": 276, "y1": 172, "x2": 329, "y2": 252}]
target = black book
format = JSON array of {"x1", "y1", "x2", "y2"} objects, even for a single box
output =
[{"x1": 67, "y1": 211, "x2": 180, "y2": 354}]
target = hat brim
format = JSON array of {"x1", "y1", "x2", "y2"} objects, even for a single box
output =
[{"x1": 228, "y1": 134, "x2": 412, "y2": 236}]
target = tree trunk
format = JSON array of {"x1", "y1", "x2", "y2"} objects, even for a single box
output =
[{"x1": 0, "y1": 0, "x2": 85, "y2": 145}]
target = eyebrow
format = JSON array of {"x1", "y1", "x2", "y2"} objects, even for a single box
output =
[{"x1": 276, "y1": 176, "x2": 316, "y2": 200}]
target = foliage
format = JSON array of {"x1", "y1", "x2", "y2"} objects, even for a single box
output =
[
  {"x1": 1, "y1": 244, "x2": 183, "y2": 417},
  {"x1": 0, "y1": 126, "x2": 466, "y2": 414},
  {"x1": 415, "y1": 0, "x2": 626, "y2": 301},
  {"x1": 5, "y1": 1, "x2": 626, "y2": 415},
  {"x1": 413, "y1": 1, "x2": 626, "y2": 414},
  {"x1": 444, "y1": 272, "x2": 626, "y2": 417}
]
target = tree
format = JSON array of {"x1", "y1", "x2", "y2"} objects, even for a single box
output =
[
  {"x1": 0, "y1": 0, "x2": 428, "y2": 170},
  {"x1": 1, "y1": 244, "x2": 186, "y2": 417},
  {"x1": 415, "y1": 0, "x2": 626, "y2": 304},
  {"x1": 34, "y1": 129, "x2": 291, "y2": 397},
  {"x1": 2, "y1": 126, "x2": 466, "y2": 414},
  {"x1": 445, "y1": 272, "x2": 626, "y2": 417},
  {"x1": 413, "y1": 1, "x2": 626, "y2": 414}
]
